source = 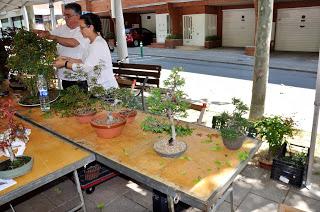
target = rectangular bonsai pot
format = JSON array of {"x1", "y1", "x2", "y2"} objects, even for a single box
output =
[{"x1": 271, "y1": 143, "x2": 309, "y2": 187}]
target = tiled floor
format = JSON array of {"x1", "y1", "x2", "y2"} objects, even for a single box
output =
[{"x1": 1, "y1": 162, "x2": 319, "y2": 212}]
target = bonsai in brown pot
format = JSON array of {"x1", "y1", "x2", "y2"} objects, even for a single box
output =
[
  {"x1": 90, "y1": 88, "x2": 127, "y2": 139},
  {"x1": 144, "y1": 67, "x2": 191, "y2": 158},
  {"x1": 165, "y1": 34, "x2": 183, "y2": 49},
  {"x1": 204, "y1": 35, "x2": 221, "y2": 49}
]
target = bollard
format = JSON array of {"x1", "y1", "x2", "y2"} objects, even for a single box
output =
[{"x1": 140, "y1": 41, "x2": 144, "y2": 58}]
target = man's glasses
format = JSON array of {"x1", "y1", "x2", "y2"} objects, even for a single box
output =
[{"x1": 63, "y1": 14, "x2": 76, "y2": 19}]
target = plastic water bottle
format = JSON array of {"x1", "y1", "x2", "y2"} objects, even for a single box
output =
[{"x1": 37, "y1": 75, "x2": 50, "y2": 112}]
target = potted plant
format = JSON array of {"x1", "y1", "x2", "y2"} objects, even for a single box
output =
[
  {"x1": 165, "y1": 34, "x2": 183, "y2": 49},
  {"x1": 7, "y1": 29, "x2": 57, "y2": 105},
  {"x1": 254, "y1": 115, "x2": 297, "y2": 169},
  {"x1": 113, "y1": 88, "x2": 142, "y2": 124},
  {"x1": 0, "y1": 100, "x2": 33, "y2": 179},
  {"x1": 105, "y1": 31, "x2": 115, "y2": 52},
  {"x1": 144, "y1": 67, "x2": 191, "y2": 158},
  {"x1": 204, "y1": 35, "x2": 221, "y2": 49},
  {"x1": 217, "y1": 98, "x2": 250, "y2": 150},
  {"x1": 271, "y1": 142, "x2": 308, "y2": 187},
  {"x1": 90, "y1": 88, "x2": 127, "y2": 139}
]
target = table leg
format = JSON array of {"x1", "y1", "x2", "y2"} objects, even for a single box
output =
[
  {"x1": 208, "y1": 183, "x2": 234, "y2": 212},
  {"x1": 167, "y1": 196, "x2": 175, "y2": 212},
  {"x1": 69, "y1": 170, "x2": 86, "y2": 212}
]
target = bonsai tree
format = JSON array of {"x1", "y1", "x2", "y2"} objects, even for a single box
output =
[
  {"x1": 146, "y1": 67, "x2": 190, "y2": 157},
  {"x1": 7, "y1": 30, "x2": 57, "y2": 98},
  {"x1": 0, "y1": 100, "x2": 33, "y2": 178},
  {"x1": 255, "y1": 115, "x2": 297, "y2": 160},
  {"x1": 218, "y1": 98, "x2": 251, "y2": 150}
]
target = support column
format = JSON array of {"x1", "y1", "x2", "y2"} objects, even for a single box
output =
[
  {"x1": 168, "y1": 4, "x2": 182, "y2": 36},
  {"x1": 8, "y1": 17, "x2": 13, "y2": 28},
  {"x1": 49, "y1": 0, "x2": 56, "y2": 30},
  {"x1": 114, "y1": 0, "x2": 129, "y2": 63}
]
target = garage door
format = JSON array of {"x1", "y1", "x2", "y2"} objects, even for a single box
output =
[
  {"x1": 222, "y1": 8, "x2": 255, "y2": 47},
  {"x1": 275, "y1": 7, "x2": 320, "y2": 52}
]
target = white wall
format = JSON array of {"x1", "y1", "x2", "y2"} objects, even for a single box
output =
[
  {"x1": 205, "y1": 14, "x2": 217, "y2": 37},
  {"x1": 156, "y1": 13, "x2": 168, "y2": 43},
  {"x1": 141, "y1": 13, "x2": 156, "y2": 32},
  {"x1": 183, "y1": 14, "x2": 206, "y2": 46}
]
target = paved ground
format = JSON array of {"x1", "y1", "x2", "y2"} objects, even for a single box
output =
[{"x1": 1, "y1": 47, "x2": 320, "y2": 212}]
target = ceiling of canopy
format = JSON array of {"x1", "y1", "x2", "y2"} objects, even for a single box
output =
[{"x1": 0, "y1": 0, "x2": 57, "y2": 14}]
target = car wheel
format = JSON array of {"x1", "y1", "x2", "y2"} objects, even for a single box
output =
[{"x1": 133, "y1": 40, "x2": 139, "y2": 47}]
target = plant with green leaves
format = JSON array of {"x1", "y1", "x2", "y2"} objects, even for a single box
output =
[
  {"x1": 7, "y1": 30, "x2": 57, "y2": 97},
  {"x1": 147, "y1": 67, "x2": 190, "y2": 144},
  {"x1": 145, "y1": 67, "x2": 191, "y2": 157},
  {"x1": 254, "y1": 115, "x2": 297, "y2": 159},
  {"x1": 217, "y1": 98, "x2": 251, "y2": 150}
]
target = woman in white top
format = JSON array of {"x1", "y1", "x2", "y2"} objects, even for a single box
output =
[{"x1": 53, "y1": 13, "x2": 118, "y2": 90}]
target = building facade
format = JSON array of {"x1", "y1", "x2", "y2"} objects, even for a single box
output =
[{"x1": 78, "y1": 0, "x2": 320, "y2": 52}]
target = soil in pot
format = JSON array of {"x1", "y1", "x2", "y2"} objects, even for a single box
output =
[
  {"x1": 90, "y1": 113, "x2": 126, "y2": 139},
  {"x1": 74, "y1": 108, "x2": 97, "y2": 124},
  {"x1": 0, "y1": 156, "x2": 33, "y2": 179},
  {"x1": 119, "y1": 109, "x2": 137, "y2": 124},
  {"x1": 222, "y1": 135, "x2": 246, "y2": 150},
  {"x1": 153, "y1": 140, "x2": 187, "y2": 158}
]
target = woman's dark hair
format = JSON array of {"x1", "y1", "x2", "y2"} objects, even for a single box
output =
[
  {"x1": 80, "y1": 13, "x2": 103, "y2": 35},
  {"x1": 64, "y1": 3, "x2": 82, "y2": 15}
]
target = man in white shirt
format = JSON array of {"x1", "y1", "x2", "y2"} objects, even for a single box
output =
[{"x1": 35, "y1": 3, "x2": 89, "y2": 90}]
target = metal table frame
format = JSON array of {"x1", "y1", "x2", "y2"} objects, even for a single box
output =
[
  {"x1": 0, "y1": 121, "x2": 95, "y2": 212},
  {"x1": 16, "y1": 113, "x2": 261, "y2": 212}
]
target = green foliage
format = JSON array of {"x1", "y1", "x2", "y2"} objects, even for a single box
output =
[
  {"x1": 254, "y1": 116, "x2": 297, "y2": 157},
  {"x1": 238, "y1": 151, "x2": 249, "y2": 161},
  {"x1": 52, "y1": 85, "x2": 99, "y2": 117},
  {"x1": 282, "y1": 151, "x2": 307, "y2": 167},
  {"x1": 111, "y1": 87, "x2": 143, "y2": 110},
  {"x1": 144, "y1": 67, "x2": 192, "y2": 140},
  {"x1": 7, "y1": 30, "x2": 57, "y2": 96},
  {"x1": 141, "y1": 116, "x2": 193, "y2": 137},
  {"x1": 166, "y1": 34, "x2": 183, "y2": 39},
  {"x1": 219, "y1": 98, "x2": 250, "y2": 141},
  {"x1": 105, "y1": 31, "x2": 115, "y2": 39},
  {"x1": 205, "y1": 35, "x2": 221, "y2": 41},
  {"x1": 210, "y1": 145, "x2": 222, "y2": 151}
]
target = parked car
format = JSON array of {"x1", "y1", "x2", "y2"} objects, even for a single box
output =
[{"x1": 125, "y1": 28, "x2": 155, "y2": 47}]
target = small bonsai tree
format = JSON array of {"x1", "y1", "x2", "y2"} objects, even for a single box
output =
[
  {"x1": 145, "y1": 67, "x2": 190, "y2": 157},
  {"x1": 0, "y1": 100, "x2": 30, "y2": 166},
  {"x1": 255, "y1": 115, "x2": 297, "y2": 159},
  {"x1": 7, "y1": 30, "x2": 57, "y2": 97}
]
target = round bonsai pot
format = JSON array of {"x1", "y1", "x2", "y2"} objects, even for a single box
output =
[
  {"x1": 222, "y1": 136, "x2": 246, "y2": 150},
  {"x1": 153, "y1": 140, "x2": 187, "y2": 158},
  {"x1": 119, "y1": 109, "x2": 137, "y2": 124},
  {"x1": 74, "y1": 109, "x2": 97, "y2": 124},
  {"x1": 258, "y1": 158, "x2": 273, "y2": 170},
  {"x1": 90, "y1": 113, "x2": 126, "y2": 139},
  {"x1": 0, "y1": 156, "x2": 33, "y2": 179}
]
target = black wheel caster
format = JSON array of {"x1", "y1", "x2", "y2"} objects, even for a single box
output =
[{"x1": 85, "y1": 186, "x2": 95, "y2": 194}]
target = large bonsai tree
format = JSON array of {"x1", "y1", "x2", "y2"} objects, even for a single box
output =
[{"x1": 7, "y1": 30, "x2": 57, "y2": 96}]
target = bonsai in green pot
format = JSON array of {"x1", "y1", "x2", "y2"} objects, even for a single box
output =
[
  {"x1": 255, "y1": 115, "x2": 297, "y2": 161},
  {"x1": 219, "y1": 98, "x2": 250, "y2": 150},
  {"x1": 7, "y1": 30, "x2": 57, "y2": 104}
]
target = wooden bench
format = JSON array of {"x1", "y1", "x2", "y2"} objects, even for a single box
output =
[{"x1": 113, "y1": 62, "x2": 161, "y2": 89}]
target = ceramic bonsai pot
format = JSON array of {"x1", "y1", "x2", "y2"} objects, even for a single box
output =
[
  {"x1": 90, "y1": 113, "x2": 126, "y2": 139},
  {"x1": 0, "y1": 156, "x2": 33, "y2": 179},
  {"x1": 119, "y1": 109, "x2": 137, "y2": 124},
  {"x1": 74, "y1": 109, "x2": 97, "y2": 124},
  {"x1": 153, "y1": 140, "x2": 187, "y2": 158},
  {"x1": 222, "y1": 135, "x2": 246, "y2": 150}
]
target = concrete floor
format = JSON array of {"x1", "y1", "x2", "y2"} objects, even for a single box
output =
[{"x1": 1, "y1": 162, "x2": 319, "y2": 212}]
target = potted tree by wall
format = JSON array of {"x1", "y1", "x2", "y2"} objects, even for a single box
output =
[
  {"x1": 0, "y1": 100, "x2": 33, "y2": 179},
  {"x1": 165, "y1": 34, "x2": 183, "y2": 49},
  {"x1": 254, "y1": 115, "x2": 297, "y2": 169},
  {"x1": 146, "y1": 67, "x2": 190, "y2": 158},
  {"x1": 7, "y1": 30, "x2": 57, "y2": 105},
  {"x1": 218, "y1": 98, "x2": 250, "y2": 150},
  {"x1": 204, "y1": 35, "x2": 222, "y2": 49}
]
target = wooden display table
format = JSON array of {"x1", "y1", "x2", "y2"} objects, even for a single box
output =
[
  {"x1": 17, "y1": 108, "x2": 261, "y2": 211},
  {"x1": 0, "y1": 119, "x2": 95, "y2": 211}
]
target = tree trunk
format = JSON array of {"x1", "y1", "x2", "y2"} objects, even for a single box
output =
[
  {"x1": 249, "y1": 0, "x2": 274, "y2": 120},
  {"x1": 168, "y1": 109, "x2": 176, "y2": 145}
]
